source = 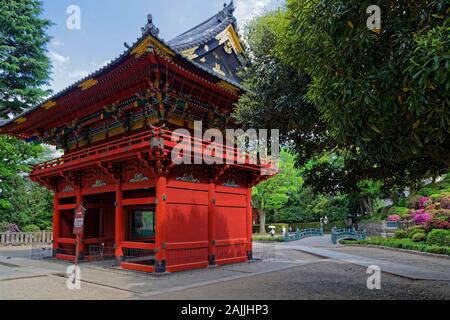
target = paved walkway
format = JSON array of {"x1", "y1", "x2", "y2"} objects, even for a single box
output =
[
  {"x1": 1, "y1": 238, "x2": 449, "y2": 300},
  {"x1": 276, "y1": 236, "x2": 450, "y2": 281}
]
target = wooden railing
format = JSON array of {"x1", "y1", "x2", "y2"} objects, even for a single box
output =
[
  {"x1": 32, "y1": 128, "x2": 278, "y2": 175},
  {"x1": 0, "y1": 231, "x2": 53, "y2": 246}
]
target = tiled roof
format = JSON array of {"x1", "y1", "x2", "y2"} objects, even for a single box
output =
[
  {"x1": 167, "y1": 2, "x2": 237, "y2": 52},
  {"x1": 0, "y1": 1, "x2": 243, "y2": 129}
]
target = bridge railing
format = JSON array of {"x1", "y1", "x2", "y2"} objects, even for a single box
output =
[
  {"x1": 331, "y1": 228, "x2": 366, "y2": 245},
  {"x1": 284, "y1": 228, "x2": 324, "y2": 242}
]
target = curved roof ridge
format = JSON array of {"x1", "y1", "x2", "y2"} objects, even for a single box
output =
[{"x1": 168, "y1": 1, "x2": 237, "y2": 52}]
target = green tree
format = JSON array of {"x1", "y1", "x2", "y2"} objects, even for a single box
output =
[
  {"x1": 236, "y1": 1, "x2": 449, "y2": 195},
  {"x1": 277, "y1": 0, "x2": 450, "y2": 189},
  {"x1": 0, "y1": 136, "x2": 53, "y2": 230},
  {"x1": 0, "y1": 0, "x2": 52, "y2": 118},
  {"x1": 253, "y1": 151, "x2": 302, "y2": 234}
]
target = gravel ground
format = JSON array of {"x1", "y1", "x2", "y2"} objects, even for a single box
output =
[
  {"x1": 1, "y1": 243, "x2": 449, "y2": 300},
  {"x1": 148, "y1": 260, "x2": 450, "y2": 300}
]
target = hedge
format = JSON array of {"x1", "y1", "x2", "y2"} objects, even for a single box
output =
[
  {"x1": 340, "y1": 237, "x2": 450, "y2": 256},
  {"x1": 252, "y1": 220, "x2": 347, "y2": 234},
  {"x1": 252, "y1": 235, "x2": 285, "y2": 242}
]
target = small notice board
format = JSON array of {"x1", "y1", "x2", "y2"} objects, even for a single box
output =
[{"x1": 73, "y1": 205, "x2": 86, "y2": 235}]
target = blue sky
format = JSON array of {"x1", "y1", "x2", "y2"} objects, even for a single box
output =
[{"x1": 42, "y1": 0, "x2": 281, "y2": 94}]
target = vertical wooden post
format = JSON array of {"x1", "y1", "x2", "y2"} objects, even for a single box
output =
[
  {"x1": 155, "y1": 175, "x2": 167, "y2": 273},
  {"x1": 246, "y1": 187, "x2": 253, "y2": 260},
  {"x1": 76, "y1": 187, "x2": 85, "y2": 260},
  {"x1": 208, "y1": 181, "x2": 216, "y2": 265},
  {"x1": 115, "y1": 180, "x2": 124, "y2": 263},
  {"x1": 53, "y1": 191, "x2": 60, "y2": 256}
]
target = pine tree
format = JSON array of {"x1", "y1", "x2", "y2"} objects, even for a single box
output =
[{"x1": 0, "y1": 0, "x2": 52, "y2": 118}]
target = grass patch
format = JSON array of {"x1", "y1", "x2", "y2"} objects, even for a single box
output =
[
  {"x1": 340, "y1": 237, "x2": 450, "y2": 256},
  {"x1": 252, "y1": 235, "x2": 285, "y2": 242}
]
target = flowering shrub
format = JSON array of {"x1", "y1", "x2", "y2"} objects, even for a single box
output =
[
  {"x1": 388, "y1": 214, "x2": 401, "y2": 222},
  {"x1": 424, "y1": 220, "x2": 450, "y2": 231},
  {"x1": 418, "y1": 197, "x2": 431, "y2": 209},
  {"x1": 440, "y1": 197, "x2": 450, "y2": 210},
  {"x1": 412, "y1": 213, "x2": 431, "y2": 225}
]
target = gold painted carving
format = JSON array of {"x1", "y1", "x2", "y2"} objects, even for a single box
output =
[
  {"x1": 217, "y1": 81, "x2": 240, "y2": 95},
  {"x1": 14, "y1": 117, "x2": 27, "y2": 124},
  {"x1": 213, "y1": 63, "x2": 225, "y2": 76},
  {"x1": 215, "y1": 25, "x2": 244, "y2": 55},
  {"x1": 181, "y1": 46, "x2": 199, "y2": 60},
  {"x1": 131, "y1": 35, "x2": 175, "y2": 60},
  {"x1": 41, "y1": 101, "x2": 57, "y2": 110},
  {"x1": 78, "y1": 78, "x2": 98, "y2": 91}
]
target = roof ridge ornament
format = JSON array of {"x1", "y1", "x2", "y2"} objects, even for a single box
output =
[
  {"x1": 218, "y1": 1, "x2": 235, "y2": 22},
  {"x1": 141, "y1": 14, "x2": 160, "y2": 37},
  {"x1": 223, "y1": 1, "x2": 235, "y2": 16}
]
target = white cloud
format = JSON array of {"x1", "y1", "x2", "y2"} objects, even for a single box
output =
[
  {"x1": 49, "y1": 51, "x2": 70, "y2": 65},
  {"x1": 234, "y1": 0, "x2": 276, "y2": 26},
  {"x1": 51, "y1": 39, "x2": 64, "y2": 47},
  {"x1": 68, "y1": 70, "x2": 89, "y2": 79}
]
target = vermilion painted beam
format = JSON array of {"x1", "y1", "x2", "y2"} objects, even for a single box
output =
[
  {"x1": 120, "y1": 262, "x2": 155, "y2": 273},
  {"x1": 115, "y1": 181, "x2": 124, "y2": 259},
  {"x1": 155, "y1": 175, "x2": 167, "y2": 272},
  {"x1": 121, "y1": 241, "x2": 155, "y2": 250},
  {"x1": 57, "y1": 204, "x2": 77, "y2": 210},
  {"x1": 246, "y1": 187, "x2": 253, "y2": 259},
  {"x1": 121, "y1": 197, "x2": 156, "y2": 206},
  {"x1": 53, "y1": 191, "x2": 60, "y2": 253},
  {"x1": 166, "y1": 261, "x2": 209, "y2": 273},
  {"x1": 208, "y1": 182, "x2": 216, "y2": 265},
  {"x1": 165, "y1": 241, "x2": 209, "y2": 250}
]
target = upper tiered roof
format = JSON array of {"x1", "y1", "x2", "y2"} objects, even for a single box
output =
[
  {"x1": 168, "y1": 1, "x2": 245, "y2": 85},
  {"x1": 0, "y1": 1, "x2": 245, "y2": 139}
]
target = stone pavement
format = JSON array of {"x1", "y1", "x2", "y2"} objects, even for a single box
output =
[{"x1": 0, "y1": 246, "x2": 323, "y2": 299}]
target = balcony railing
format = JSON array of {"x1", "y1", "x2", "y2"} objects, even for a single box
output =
[{"x1": 32, "y1": 128, "x2": 278, "y2": 175}]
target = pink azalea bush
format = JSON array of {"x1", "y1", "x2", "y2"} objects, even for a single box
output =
[
  {"x1": 388, "y1": 214, "x2": 401, "y2": 222},
  {"x1": 440, "y1": 196, "x2": 450, "y2": 209},
  {"x1": 423, "y1": 220, "x2": 450, "y2": 231},
  {"x1": 418, "y1": 197, "x2": 431, "y2": 209},
  {"x1": 412, "y1": 213, "x2": 431, "y2": 225}
]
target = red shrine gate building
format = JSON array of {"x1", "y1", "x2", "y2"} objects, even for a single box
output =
[{"x1": 0, "y1": 2, "x2": 274, "y2": 273}]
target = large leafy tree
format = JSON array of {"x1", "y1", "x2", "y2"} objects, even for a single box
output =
[
  {"x1": 236, "y1": 1, "x2": 450, "y2": 196},
  {"x1": 0, "y1": 0, "x2": 52, "y2": 118},
  {"x1": 252, "y1": 151, "x2": 302, "y2": 233},
  {"x1": 0, "y1": 136, "x2": 54, "y2": 231},
  {"x1": 279, "y1": 0, "x2": 450, "y2": 188}
]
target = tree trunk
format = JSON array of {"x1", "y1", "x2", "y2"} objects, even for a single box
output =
[
  {"x1": 273, "y1": 208, "x2": 278, "y2": 223},
  {"x1": 362, "y1": 196, "x2": 373, "y2": 215},
  {"x1": 259, "y1": 209, "x2": 267, "y2": 235}
]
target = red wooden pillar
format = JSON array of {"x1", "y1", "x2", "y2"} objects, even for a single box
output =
[
  {"x1": 208, "y1": 182, "x2": 216, "y2": 265},
  {"x1": 246, "y1": 187, "x2": 253, "y2": 260},
  {"x1": 52, "y1": 191, "x2": 60, "y2": 256},
  {"x1": 76, "y1": 187, "x2": 85, "y2": 260},
  {"x1": 115, "y1": 181, "x2": 124, "y2": 263},
  {"x1": 155, "y1": 175, "x2": 167, "y2": 273}
]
